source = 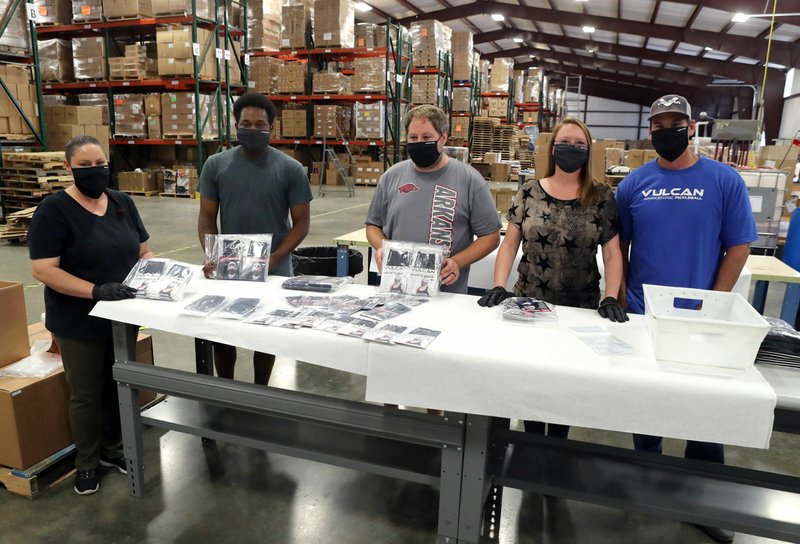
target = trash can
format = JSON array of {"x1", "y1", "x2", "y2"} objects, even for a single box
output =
[{"x1": 291, "y1": 246, "x2": 364, "y2": 276}]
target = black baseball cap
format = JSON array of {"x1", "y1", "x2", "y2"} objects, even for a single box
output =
[{"x1": 648, "y1": 94, "x2": 692, "y2": 121}]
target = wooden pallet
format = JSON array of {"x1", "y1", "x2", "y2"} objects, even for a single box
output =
[
  {"x1": 113, "y1": 133, "x2": 146, "y2": 139},
  {"x1": 162, "y1": 133, "x2": 194, "y2": 140},
  {"x1": 1, "y1": 152, "x2": 66, "y2": 170},
  {"x1": 0, "y1": 133, "x2": 35, "y2": 141},
  {"x1": 74, "y1": 76, "x2": 106, "y2": 82},
  {"x1": 104, "y1": 14, "x2": 151, "y2": 21},
  {"x1": 1, "y1": 166, "x2": 70, "y2": 177},
  {"x1": 0, "y1": 45, "x2": 30, "y2": 56},
  {"x1": 159, "y1": 192, "x2": 194, "y2": 198},
  {"x1": 71, "y1": 17, "x2": 104, "y2": 23},
  {"x1": 0, "y1": 445, "x2": 76, "y2": 499},
  {"x1": 122, "y1": 190, "x2": 159, "y2": 196}
]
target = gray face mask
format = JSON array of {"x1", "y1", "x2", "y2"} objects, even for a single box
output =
[{"x1": 237, "y1": 128, "x2": 270, "y2": 152}]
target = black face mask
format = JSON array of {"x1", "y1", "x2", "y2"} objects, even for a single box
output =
[
  {"x1": 407, "y1": 140, "x2": 442, "y2": 168},
  {"x1": 651, "y1": 126, "x2": 689, "y2": 162},
  {"x1": 72, "y1": 165, "x2": 109, "y2": 199},
  {"x1": 237, "y1": 128, "x2": 270, "y2": 152},
  {"x1": 553, "y1": 143, "x2": 589, "y2": 173}
]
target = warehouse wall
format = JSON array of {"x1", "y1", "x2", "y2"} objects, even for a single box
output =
[
  {"x1": 582, "y1": 96, "x2": 648, "y2": 141},
  {"x1": 779, "y1": 69, "x2": 799, "y2": 142}
]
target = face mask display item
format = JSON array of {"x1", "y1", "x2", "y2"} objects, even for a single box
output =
[
  {"x1": 651, "y1": 126, "x2": 689, "y2": 162},
  {"x1": 72, "y1": 165, "x2": 109, "y2": 199},
  {"x1": 407, "y1": 140, "x2": 442, "y2": 168},
  {"x1": 237, "y1": 128, "x2": 270, "y2": 152},
  {"x1": 553, "y1": 143, "x2": 589, "y2": 173}
]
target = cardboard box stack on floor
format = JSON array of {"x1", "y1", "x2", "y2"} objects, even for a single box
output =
[
  {"x1": 314, "y1": 0, "x2": 354, "y2": 48},
  {"x1": 45, "y1": 105, "x2": 109, "y2": 157},
  {"x1": 350, "y1": 156, "x2": 384, "y2": 185},
  {"x1": 248, "y1": 0, "x2": 282, "y2": 51},
  {"x1": 39, "y1": 39, "x2": 74, "y2": 83},
  {"x1": 118, "y1": 170, "x2": 158, "y2": 193},
  {"x1": 156, "y1": 26, "x2": 216, "y2": 80},
  {"x1": 0, "y1": 281, "x2": 157, "y2": 471},
  {"x1": 0, "y1": 65, "x2": 39, "y2": 138},
  {"x1": 72, "y1": 37, "x2": 106, "y2": 80}
]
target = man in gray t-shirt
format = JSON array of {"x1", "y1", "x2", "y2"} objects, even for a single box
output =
[
  {"x1": 198, "y1": 93, "x2": 312, "y2": 385},
  {"x1": 365, "y1": 105, "x2": 501, "y2": 294}
]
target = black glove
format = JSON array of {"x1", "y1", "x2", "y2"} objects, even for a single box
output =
[
  {"x1": 478, "y1": 286, "x2": 513, "y2": 307},
  {"x1": 92, "y1": 283, "x2": 137, "y2": 302},
  {"x1": 598, "y1": 296, "x2": 629, "y2": 323}
]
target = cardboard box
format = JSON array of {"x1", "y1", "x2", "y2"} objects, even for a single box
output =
[
  {"x1": 277, "y1": 63, "x2": 306, "y2": 94},
  {"x1": 313, "y1": 0, "x2": 354, "y2": 48},
  {"x1": 72, "y1": 0, "x2": 103, "y2": 22},
  {"x1": 627, "y1": 149, "x2": 645, "y2": 169},
  {"x1": 72, "y1": 37, "x2": 107, "y2": 80},
  {"x1": 0, "y1": 282, "x2": 30, "y2": 369},
  {"x1": 33, "y1": 0, "x2": 72, "y2": 25},
  {"x1": 118, "y1": 171, "x2": 157, "y2": 192},
  {"x1": 491, "y1": 162, "x2": 512, "y2": 182},
  {"x1": 102, "y1": 0, "x2": 153, "y2": 18},
  {"x1": 147, "y1": 115, "x2": 162, "y2": 139},
  {"x1": 144, "y1": 94, "x2": 161, "y2": 116},
  {"x1": 758, "y1": 145, "x2": 800, "y2": 166},
  {"x1": 281, "y1": 109, "x2": 308, "y2": 138},
  {"x1": 247, "y1": 56, "x2": 283, "y2": 94},
  {"x1": 39, "y1": 39, "x2": 74, "y2": 82},
  {"x1": 280, "y1": 4, "x2": 311, "y2": 49},
  {"x1": 152, "y1": 0, "x2": 212, "y2": 17},
  {"x1": 534, "y1": 132, "x2": 553, "y2": 178}
]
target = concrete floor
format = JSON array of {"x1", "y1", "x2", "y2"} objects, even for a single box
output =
[{"x1": 1, "y1": 190, "x2": 799, "y2": 544}]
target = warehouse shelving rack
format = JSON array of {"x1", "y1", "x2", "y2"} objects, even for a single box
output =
[
  {"x1": 451, "y1": 63, "x2": 482, "y2": 148},
  {"x1": 251, "y1": 19, "x2": 412, "y2": 174},
  {"x1": 35, "y1": 0, "x2": 247, "y2": 177},
  {"x1": 0, "y1": 0, "x2": 47, "y2": 219}
]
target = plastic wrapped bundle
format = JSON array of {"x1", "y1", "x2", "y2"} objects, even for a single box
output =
[
  {"x1": 72, "y1": 37, "x2": 107, "y2": 80},
  {"x1": 42, "y1": 95, "x2": 68, "y2": 107},
  {"x1": 451, "y1": 31, "x2": 473, "y2": 81},
  {"x1": 480, "y1": 59, "x2": 490, "y2": 88},
  {"x1": 411, "y1": 74, "x2": 439, "y2": 105},
  {"x1": 33, "y1": 0, "x2": 72, "y2": 25},
  {"x1": 281, "y1": 0, "x2": 314, "y2": 49},
  {"x1": 355, "y1": 23, "x2": 381, "y2": 48},
  {"x1": 39, "y1": 39, "x2": 74, "y2": 82},
  {"x1": 0, "y1": 1, "x2": 31, "y2": 53},
  {"x1": 314, "y1": 0, "x2": 354, "y2": 48},
  {"x1": 152, "y1": 0, "x2": 212, "y2": 18},
  {"x1": 352, "y1": 57, "x2": 389, "y2": 93},
  {"x1": 312, "y1": 72, "x2": 351, "y2": 94},
  {"x1": 525, "y1": 68, "x2": 542, "y2": 102},
  {"x1": 248, "y1": 56, "x2": 284, "y2": 93},
  {"x1": 160, "y1": 92, "x2": 219, "y2": 139},
  {"x1": 113, "y1": 94, "x2": 147, "y2": 138},
  {"x1": 72, "y1": 0, "x2": 103, "y2": 22},
  {"x1": 410, "y1": 21, "x2": 452, "y2": 68},
  {"x1": 452, "y1": 87, "x2": 471, "y2": 112},
  {"x1": 353, "y1": 101, "x2": 384, "y2": 140},
  {"x1": 490, "y1": 58, "x2": 514, "y2": 92},
  {"x1": 78, "y1": 93, "x2": 110, "y2": 124},
  {"x1": 313, "y1": 104, "x2": 351, "y2": 139},
  {"x1": 514, "y1": 70, "x2": 524, "y2": 104},
  {"x1": 248, "y1": 0, "x2": 282, "y2": 51}
]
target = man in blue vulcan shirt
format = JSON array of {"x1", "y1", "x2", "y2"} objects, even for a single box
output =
[{"x1": 616, "y1": 94, "x2": 757, "y2": 544}]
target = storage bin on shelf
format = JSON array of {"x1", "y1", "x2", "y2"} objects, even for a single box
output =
[{"x1": 643, "y1": 284, "x2": 769, "y2": 370}]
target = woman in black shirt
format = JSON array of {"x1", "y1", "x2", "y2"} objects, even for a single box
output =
[{"x1": 27, "y1": 135, "x2": 153, "y2": 495}]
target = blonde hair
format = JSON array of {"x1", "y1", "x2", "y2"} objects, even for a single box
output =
[
  {"x1": 404, "y1": 105, "x2": 449, "y2": 136},
  {"x1": 546, "y1": 117, "x2": 597, "y2": 207}
]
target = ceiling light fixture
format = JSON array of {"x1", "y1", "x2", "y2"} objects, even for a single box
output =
[
  {"x1": 587, "y1": 47, "x2": 596, "y2": 53},
  {"x1": 704, "y1": 46, "x2": 713, "y2": 51},
  {"x1": 582, "y1": 25, "x2": 595, "y2": 33},
  {"x1": 732, "y1": 11, "x2": 800, "y2": 23},
  {"x1": 491, "y1": 13, "x2": 505, "y2": 21},
  {"x1": 513, "y1": 37, "x2": 523, "y2": 43},
  {"x1": 529, "y1": 54, "x2": 536, "y2": 58},
  {"x1": 354, "y1": 1, "x2": 372, "y2": 11}
]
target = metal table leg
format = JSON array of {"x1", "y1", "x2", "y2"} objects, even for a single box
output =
[
  {"x1": 457, "y1": 415, "x2": 493, "y2": 544},
  {"x1": 752, "y1": 280, "x2": 769, "y2": 314},
  {"x1": 780, "y1": 283, "x2": 800, "y2": 324},
  {"x1": 195, "y1": 338, "x2": 214, "y2": 375}
]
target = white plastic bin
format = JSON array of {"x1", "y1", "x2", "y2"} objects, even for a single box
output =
[{"x1": 643, "y1": 284, "x2": 769, "y2": 370}]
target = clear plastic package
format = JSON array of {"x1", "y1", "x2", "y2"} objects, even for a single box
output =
[
  {"x1": 181, "y1": 295, "x2": 229, "y2": 316},
  {"x1": 394, "y1": 327, "x2": 441, "y2": 349},
  {"x1": 123, "y1": 258, "x2": 194, "y2": 301},
  {"x1": 502, "y1": 297, "x2": 557, "y2": 322},
  {"x1": 72, "y1": 37, "x2": 107, "y2": 80},
  {"x1": 380, "y1": 241, "x2": 444, "y2": 297},
  {"x1": 352, "y1": 58, "x2": 388, "y2": 93},
  {"x1": 362, "y1": 323, "x2": 408, "y2": 344},
  {"x1": 353, "y1": 101, "x2": 385, "y2": 140},
  {"x1": 205, "y1": 234, "x2": 273, "y2": 282},
  {"x1": 312, "y1": 72, "x2": 352, "y2": 94},
  {"x1": 282, "y1": 275, "x2": 353, "y2": 292},
  {"x1": 490, "y1": 58, "x2": 514, "y2": 92},
  {"x1": 570, "y1": 326, "x2": 635, "y2": 356},
  {"x1": 216, "y1": 297, "x2": 262, "y2": 320}
]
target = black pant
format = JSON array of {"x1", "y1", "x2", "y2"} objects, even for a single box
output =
[
  {"x1": 524, "y1": 420, "x2": 570, "y2": 438},
  {"x1": 56, "y1": 335, "x2": 122, "y2": 471},
  {"x1": 633, "y1": 433, "x2": 724, "y2": 464}
]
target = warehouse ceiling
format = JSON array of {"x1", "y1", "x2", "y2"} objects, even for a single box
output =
[{"x1": 356, "y1": 0, "x2": 800, "y2": 109}]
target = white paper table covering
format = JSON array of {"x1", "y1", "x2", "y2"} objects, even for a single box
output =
[{"x1": 364, "y1": 293, "x2": 777, "y2": 449}]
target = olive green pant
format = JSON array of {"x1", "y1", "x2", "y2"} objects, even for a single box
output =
[{"x1": 55, "y1": 335, "x2": 123, "y2": 471}]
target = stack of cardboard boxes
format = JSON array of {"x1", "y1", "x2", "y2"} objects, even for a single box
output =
[
  {"x1": 490, "y1": 58, "x2": 513, "y2": 92},
  {"x1": 758, "y1": 145, "x2": 799, "y2": 176},
  {"x1": 102, "y1": 0, "x2": 153, "y2": 18},
  {"x1": 411, "y1": 74, "x2": 439, "y2": 105},
  {"x1": 109, "y1": 43, "x2": 157, "y2": 80},
  {"x1": 350, "y1": 157, "x2": 384, "y2": 185},
  {"x1": 281, "y1": 0, "x2": 313, "y2": 49},
  {"x1": 313, "y1": 105, "x2": 349, "y2": 138},
  {"x1": 312, "y1": 72, "x2": 351, "y2": 94},
  {"x1": 352, "y1": 58, "x2": 388, "y2": 93},
  {"x1": 0, "y1": 66, "x2": 39, "y2": 138},
  {"x1": 32, "y1": 0, "x2": 72, "y2": 25},
  {"x1": 353, "y1": 101, "x2": 383, "y2": 140},
  {"x1": 248, "y1": 0, "x2": 282, "y2": 51},
  {"x1": 78, "y1": 93, "x2": 110, "y2": 124},
  {"x1": 152, "y1": 0, "x2": 212, "y2": 17},
  {"x1": 46, "y1": 106, "x2": 108, "y2": 156},
  {"x1": 281, "y1": 109, "x2": 308, "y2": 138},
  {"x1": 452, "y1": 88, "x2": 471, "y2": 112},
  {"x1": 161, "y1": 166, "x2": 198, "y2": 195},
  {"x1": 39, "y1": 40, "x2": 74, "y2": 82},
  {"x1": 451, "y1": 31, "x2": 473, "y2": 81},
  {"x1": 410, "y1": 20, "x2": 451, "y2": 68},
  {"x1": 144, "y1": 94, "x2": 161, "y2": 138},
  {"x1": 487, "y1": 97, "x2": 508, "y2": 118},
  {"x1": 161, "y1": 92, "x2": 218, "y2": 139},
  {"x1": 277, "y1": 63, "x2": 307, "y2": 94},
  {"x1": 72, "y1": 0, "x2": 103, "y2": 22},
  {"x1": 248, "y1": 56, "x2": 284, "y2": 94},
  {"x1": 72, "y1": 37, "x2": 107, "y2": 80},
  {"x1": 354, "y1": 22, "x2": 385, "y2": 48},
  {"x1": 156, "y1": 26, "x2": 216, "y2": 80},
  {"x1": 118, "y1": 170, "x2": 159, "y2": 193},
  {"x1": 314, "y1": 0, "x2": 354, "y2": 48},
  {"x1": 112, "y1": 94, "x2": 147, "y2": 138}
]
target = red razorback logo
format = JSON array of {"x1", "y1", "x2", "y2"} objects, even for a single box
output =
[{"x1": 398, "y1": 183, "x2": 418, "y2": 194}]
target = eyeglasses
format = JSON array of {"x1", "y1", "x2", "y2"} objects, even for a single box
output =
[{"x1": 555, "y1": 139, "x2": 589, "y2": 150}]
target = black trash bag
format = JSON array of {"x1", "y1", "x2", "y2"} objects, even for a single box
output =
[{"x1": 291, "y1": 246, "x2": 364, "y2": 277}]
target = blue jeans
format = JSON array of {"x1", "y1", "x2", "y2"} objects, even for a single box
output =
[{"x1": 633, "y1": 433, "x2": 725, "y2": 464}]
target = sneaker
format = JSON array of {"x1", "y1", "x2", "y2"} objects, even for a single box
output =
[
  {"x1": 74, "y1": 469, "x2": 99, "y2": 495},
  {"x1": 99, "y1": 455, "x2": 128, "y2": 475}
]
